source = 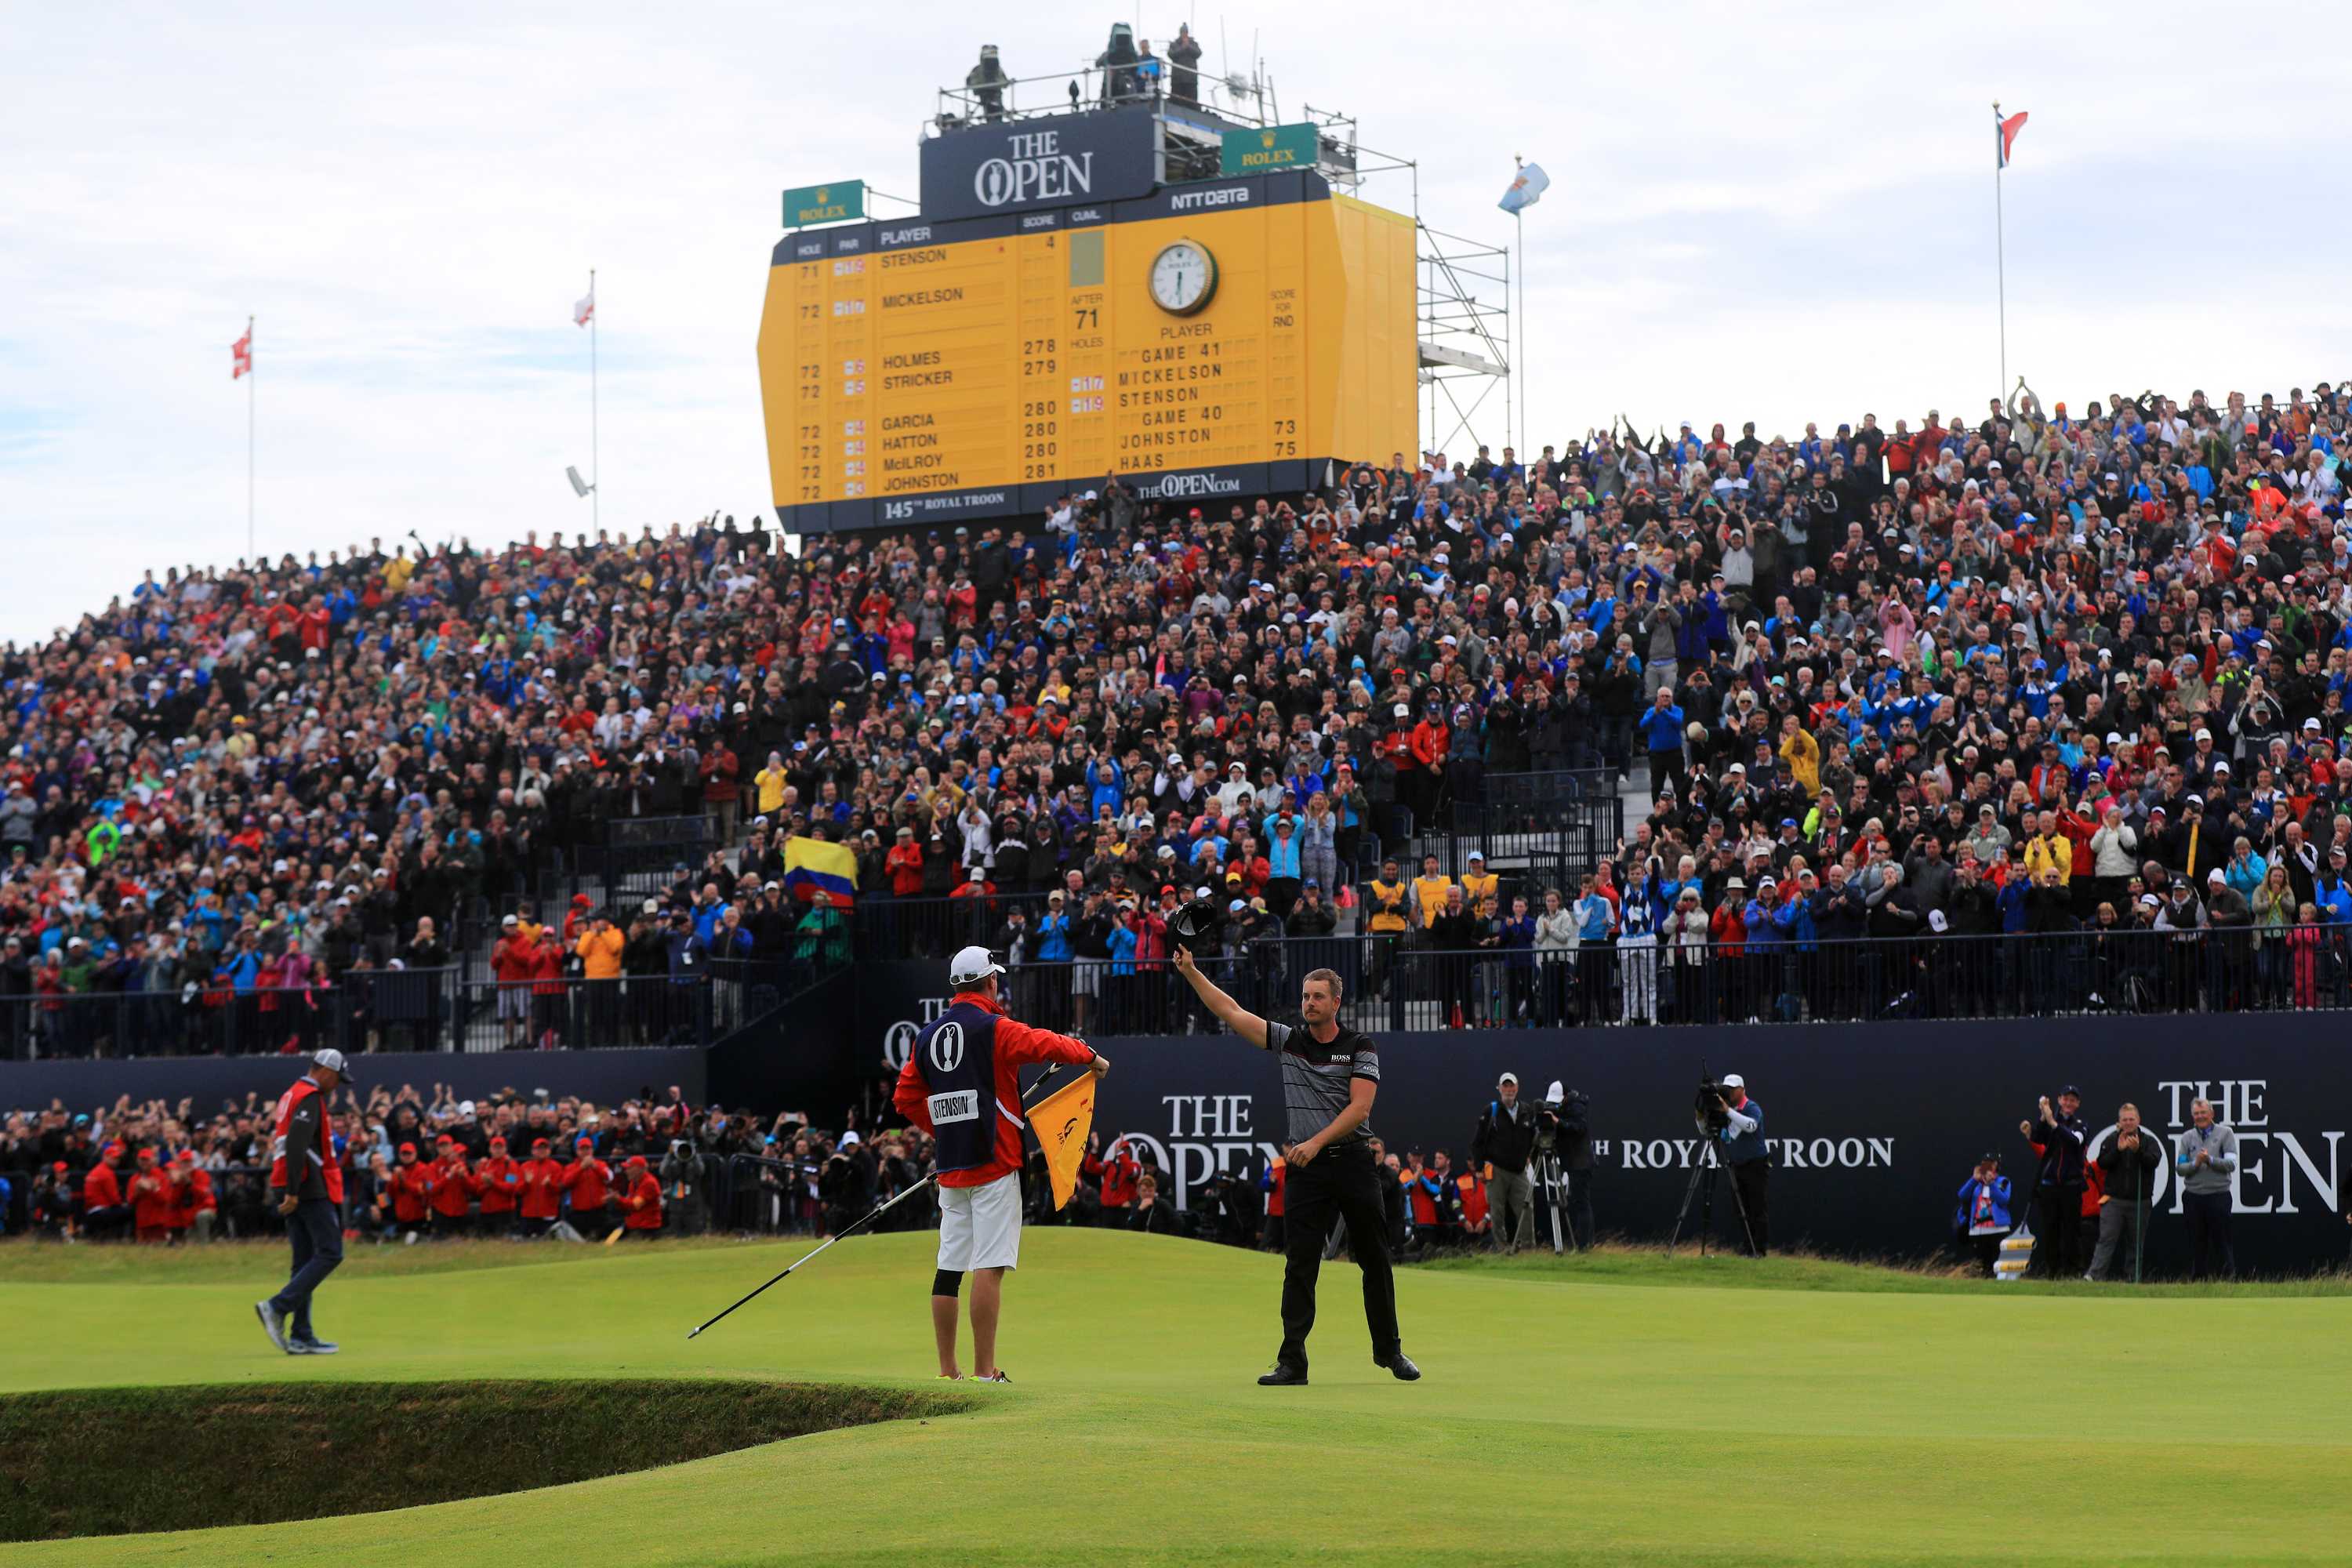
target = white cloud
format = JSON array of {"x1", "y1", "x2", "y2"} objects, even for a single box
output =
[{"x1": 0, "y1": 0, "x2": 2343, "y2": 643}]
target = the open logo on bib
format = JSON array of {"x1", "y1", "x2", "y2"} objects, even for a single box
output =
[
  {"x1": 927, "y1": 1090, "x2": 981, "y2": 1125},
  {"x1": 927, "y1": 1020, "x2": 966, "y2": 1075}
]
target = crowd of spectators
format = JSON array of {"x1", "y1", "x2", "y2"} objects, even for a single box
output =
[
  {"x1": 3, "y1": 376, "x2": 2350, "y2": 1044},
  {"x1": 3, "y1": 1075, "x2": 1524, "y2": 1262},
  {"x1": 0, "y1": 1080, "x2": 927, "y2": 1243}
]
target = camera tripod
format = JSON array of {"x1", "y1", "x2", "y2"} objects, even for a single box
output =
[
  {"x1": 1534, "y1": 1149, "x2": 1575, "y2": 1254},
  {"x1": 1666, "y1": 1134, "x2": 1759, "y2": 1258}
]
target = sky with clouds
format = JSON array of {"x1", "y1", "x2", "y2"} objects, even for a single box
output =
[{"x1": 3, "y1": 1, "x2": 2343, "y2": 646}]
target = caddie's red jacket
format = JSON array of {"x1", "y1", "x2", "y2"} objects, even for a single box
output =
[{"x1": 891, "y1": 987, "x2": 1094, "y2": 1189}]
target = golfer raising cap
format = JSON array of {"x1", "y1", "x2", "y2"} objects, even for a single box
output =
[
  {"x1": 1171, "y1": 944, "x2": 1417, "y2": 1385},
  {"x1": 256, "y1": 1047, "x2": 354, "y2": 1356},
  {"x1": 893, "y1": 945, "x2": 1108, "y2": 1383}
]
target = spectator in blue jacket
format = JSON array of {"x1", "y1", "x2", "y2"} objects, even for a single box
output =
[
  {"x1": 1637, "y1": 688, "x2": 1688, "y2": 798},
  {"x1": 1036, "y1": 891, "x2": 1073, "y2": 963},
  {"x1": 1955, "y1": 1152, "x2": 2014, "y2": 1276}
]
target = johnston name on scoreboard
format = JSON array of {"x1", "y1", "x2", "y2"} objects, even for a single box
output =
[{"x1": 758, "y1": 154, "x2": 1416, "y2": 534}]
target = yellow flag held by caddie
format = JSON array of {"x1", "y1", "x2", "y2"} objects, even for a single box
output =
[{"x1": 1027, "y1": 1073, "x2": 1096, "y2": 1210}]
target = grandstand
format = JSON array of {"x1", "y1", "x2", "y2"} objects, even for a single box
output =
[{"x1": 0, "y1": 380, "x2": 2346, "y2": 1061}]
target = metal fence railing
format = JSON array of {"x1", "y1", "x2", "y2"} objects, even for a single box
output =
[
  {"x1": 0, "y1": 956, "x2": 848, "y2": 1062},
  {"x1": 989, "y1": 927, "x2": 2347, "y2": 1035}
]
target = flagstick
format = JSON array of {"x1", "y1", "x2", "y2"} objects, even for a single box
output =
[
  {"x1": 589, "y1": 268, "x2": 600, "y2": 533},
  {"x1": 246, "y1": 314, "x2": 256, "y2": 561},
  {"x1": 1993, "y1": 100, "x2": 2007, "y2": 401}
]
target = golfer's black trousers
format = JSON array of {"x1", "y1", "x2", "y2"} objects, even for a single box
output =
[{"x1": 1277, "y1": 1142, "x2": 1399, "y2": 1372}]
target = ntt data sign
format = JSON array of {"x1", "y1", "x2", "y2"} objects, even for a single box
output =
[{"x1": 919, "y1": 107, "x2": 1161, "y2": 220}]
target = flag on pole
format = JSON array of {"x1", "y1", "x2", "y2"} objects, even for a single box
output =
[
  {"x1": 573, "y1": 289, "x2": 595, "y2": 327},
  {"x1": 231, "y1": 328, "x2": 252, "y2": 379},
  {"x1": 1025, "y1": 1071, "x2": 1098, "y2": 1210},
  {"x1": 1497, "y1": 162, "x2": 1550, "y2": 215},
  {"x1": 1995, "y1": 108, "x2": 2029, "y2": 169}
]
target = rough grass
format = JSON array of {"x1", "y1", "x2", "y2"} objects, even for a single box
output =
[{"x1": 0, "y1": 1380, "x2": 967, "y2": 1542}]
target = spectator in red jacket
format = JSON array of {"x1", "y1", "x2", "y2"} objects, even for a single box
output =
[
  {"x1": 128, "y1": 1146, "x2": 176, "y2": 1242},
  {"x1": 528, "y1": 928, "x2": 567, "y2": 1047},
  {"x1": 701, "y1": 741, "x2": 742, "y2": 844},
  {"x1": 390, "y1": 1142, "x2": 433, "y2": 1233},
  {"x1": 477, "y1": 1135, "x2": 524, "y2": 1232},
  {"x1": 519, "y1": 1137, "x2": 565, "y2": 1236},
  {"x1": 1099, "y1": 1140, "x2": 1141, "y2": 1212},
  {"x1": 426, "y1": 1137, "x2": 478, "y2": 1237},
  {"x1": 619, "y1": 1155, "x2": 664, "y2": 1235},
  {"x1": 82, "y1": 1142, "x2": 131, "y2": 1240},
  {"x1": 562, "y1": 1136, "x2": 615, "y2": 1239},
  {"x1": 169, "y1": 1150, "x2": 216, "y2": 1243},
  {"x1": 492, "y1": 916, "x2": 535, "y2": 1047},
  {"x1": 887, "y1": 826, "x2": 927, "y2": 896}
]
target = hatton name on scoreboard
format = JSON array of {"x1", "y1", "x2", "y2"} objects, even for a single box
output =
[{"x1": 757, "y1": 162, "x2": 1415, "y2": 535}]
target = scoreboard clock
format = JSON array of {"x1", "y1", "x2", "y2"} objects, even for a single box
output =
[{"x1": 1148, "y1": 240, "x2": 1217, "y2": 315}]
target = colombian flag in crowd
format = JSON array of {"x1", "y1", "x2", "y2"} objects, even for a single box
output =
[{"x1": 782, "y1": 836, "x2": 858, "y2": 906}]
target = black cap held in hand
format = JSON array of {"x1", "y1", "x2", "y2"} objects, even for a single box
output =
[{"x1": 1166, "y1": 897, "x2": 1218, "y2": 954}]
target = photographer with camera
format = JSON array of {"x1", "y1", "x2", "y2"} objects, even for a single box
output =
[
  {"x1": 1471, "y1": 1073, "x2": 1541, "y2": 1254},
  {"x1": 1544, "y1": 1083, "x2": 1595, "y2": 1250},
  {"x1": 659, "y1": 1136, "x2": 706, "y2": 1236},
  {"x1": 1700, "y1": 1073, "x2": 1769, "y2": 1255}
]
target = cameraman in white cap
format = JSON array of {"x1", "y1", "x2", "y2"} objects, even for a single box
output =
[
  {"x1": 893, "y1": 946, "x2": 1107, "y2": 1382},
  {"x1": 1704, "y1": 1073, "x2": 1769, "y2": 1255}
]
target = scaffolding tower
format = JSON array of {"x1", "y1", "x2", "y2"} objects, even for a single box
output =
[{"x1": 927, "y1": 51, "x2": 1515, "y2": 470}]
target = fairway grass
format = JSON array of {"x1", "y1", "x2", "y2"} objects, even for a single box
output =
[{"x1": 3, "y1": 1229, "x2": 2349, "y2": 1565}]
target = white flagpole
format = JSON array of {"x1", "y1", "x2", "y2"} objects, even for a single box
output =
[
  {"x1": 1993, "y1": 101, "x2": 2007, "y2": 401},
  {"x1": 589, "y1": 268, "x2": 600, "y2": 532},
  {"x1": 1515, "y1": 207, "x2": 1526, "y2": 461},
  {"x1": 247, "y1": 314, "x2": 256, "y2": 561}
]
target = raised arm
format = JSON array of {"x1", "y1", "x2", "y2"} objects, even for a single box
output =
[{"x1": 1171, "y1": 946, "x2": 1270, "y2": 1049}]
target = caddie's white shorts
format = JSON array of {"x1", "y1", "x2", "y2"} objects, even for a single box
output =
[{"x1": 937, "y1": 1171, "x2": 1022, "y2": 1272}]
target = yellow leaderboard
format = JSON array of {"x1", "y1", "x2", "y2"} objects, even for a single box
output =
[{"x1": 757, "y1": 169, "x2": 1414, "y2": 532}]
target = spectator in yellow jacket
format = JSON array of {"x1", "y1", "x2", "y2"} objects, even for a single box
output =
[
  {"x1": 1777, "y1": 716, "x2": 1820, "y2": 797},
  {"x1": 2021, "y1": 812, "x2": 2073, "y2": 884}
]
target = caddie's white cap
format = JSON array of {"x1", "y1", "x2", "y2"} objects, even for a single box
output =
[
  {"x1": 949, "y1": 945, "x2": 1006, "y2": 987},
  {"x1": 311, "y1": 1046, "x2": 355, "y2": 1082}
]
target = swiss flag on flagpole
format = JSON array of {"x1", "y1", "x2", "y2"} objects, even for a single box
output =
[
  {"x1": 573, "y1": 289, "x2": 595, "y2": 327},
  {"x1": 1996, "y1": 107, "x2": 2029, "y2": 169},
  {"x1": 231, "y1": 325, "x2": 252, "y2": 379}
]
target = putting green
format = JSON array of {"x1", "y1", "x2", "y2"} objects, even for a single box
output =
[{"x1": 3, "y1": 1230, "x2": 2349, "y2": 1565}]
